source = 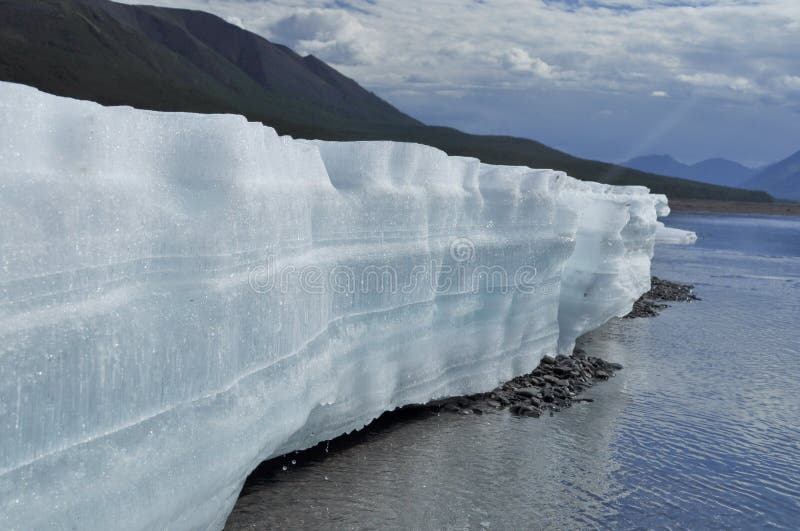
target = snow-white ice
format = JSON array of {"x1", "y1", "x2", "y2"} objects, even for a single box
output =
[
  {"x1": 0, "y1": 82, "x2": 695, "y2": 530},
  {"x1": 656, "y1": 223, "x2": 699, "y2": 244}
]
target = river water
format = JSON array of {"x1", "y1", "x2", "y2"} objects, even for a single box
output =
[{"x1": 225, "y1": 213, "x2": 800, "y2": 530}]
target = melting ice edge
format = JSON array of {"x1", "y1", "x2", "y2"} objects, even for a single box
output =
[{"x1": 0, "y1": 82, "x2": 695, "y2": 530}]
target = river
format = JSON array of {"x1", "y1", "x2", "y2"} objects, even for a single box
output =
[{"x1": 225, "y1": 212, "x2": 800, "y2": 530}]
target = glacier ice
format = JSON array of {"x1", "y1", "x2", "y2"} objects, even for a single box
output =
[
  {"x1": 0, "y1": 81, "x2": 693, "y2": 530},
  {"x1": 656, "y1": 223, "x2": 699, "y2": 244}
]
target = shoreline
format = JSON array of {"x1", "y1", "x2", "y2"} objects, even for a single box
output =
[
  {"x1": 234, "y1": 277, "x2": 698, "y2": 497},
  {"x1": 669, "y1": 199, "x2": 800, "y2": 216},
  {"x1": 625, "y1": 276, "x2": 700, "y2": 318}
]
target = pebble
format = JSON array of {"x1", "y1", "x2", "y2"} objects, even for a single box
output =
[
  {"x1": 426, "y1": 276, "x2": 698, "y2": 420},
  {"x1": 625, "y1": 276, "x2": 699, "y2": 319},
  {"x1": 430, "y1": 345, "x2": 624, "y2": 418}
]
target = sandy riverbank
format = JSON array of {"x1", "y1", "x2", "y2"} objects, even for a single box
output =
[{"x1": 669, "y1": 199, "x2": 800, "y2": 216}]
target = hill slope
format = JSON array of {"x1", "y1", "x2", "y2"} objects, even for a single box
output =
[
  {"x1": 0, "y1": 0, "x2": 418, "y2": 131},
  {"x1": 624, "y1": 154, "x2": 756, "y2": 187},
  {"x1": 743, "y1": 151, "x2": 800, "y2": 200},
  {"x1": 0, "y1": 0, "x2": 771, "y2": 202}
]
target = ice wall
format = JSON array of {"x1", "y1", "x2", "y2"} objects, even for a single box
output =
[{"x1": 0, "y1": 82, "x2": 682, "y2": 530}]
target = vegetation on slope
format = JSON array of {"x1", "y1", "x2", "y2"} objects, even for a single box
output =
[{"x1": 0, "y1": 0, "x2": 772, "y2": 202}]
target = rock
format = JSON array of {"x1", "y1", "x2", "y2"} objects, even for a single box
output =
[
  {"x1": 553, "y1": 387, "x2": 570, "y2": 399},
  {"x1": 523, "y1": 407, "x2": 541, "y2": 418},
  {"x1": 625, "y1": 276, "x2": 699, "y2": 318},
  {"x1": 428, "y1": 343, "x2": 626, "y2": 419},
  {"x1": 495, "y1": 392, "x2": 513, "y2": 405},
  {"x1": 553, "y1": 366, "x2": 572, "y2": 377},
  {"x1": 515, "y1": 388, "x2": 542, "y2": 399}
]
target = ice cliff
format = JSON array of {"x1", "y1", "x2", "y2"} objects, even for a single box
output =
[{"x1": 0, "y1": 82, "x2": 693, "y2": 530}]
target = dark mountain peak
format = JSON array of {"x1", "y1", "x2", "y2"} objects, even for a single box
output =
[
  {"x1": 691, "y1": 158, "x2": 754, "y2": 184},
  {"x1": 744, "y1": 149, "x2": 800, "y2": 200},
  {"x1": 696, "y1": 157, "x2": 752, "y2": 169},
  {"x1": 0, "y1": 0, "x2": 772, "y2": 202},
  {"x1": 631, "y1": 154, "x2": 680, "y2": 163},
  {"x1": 115, "y1": 0, "x2": 418, "y2": 125},
  {"x1": 302, "y1": 54, "x2": 324, "y2": 65},
  {"x1": 0, "y1": 0, "x2": 418, "y2": 127},
  {"x1": 624, "y1": 154, "x2": 756, "y2": 187},
  {"x1": 695, "y1": 157, "x2": 749, "y2": 167},
  {"x1": 625, "y1": 154, "x2": 690, "y2": 177},
  {"x1": 782, "y1": 149, "x2": 800, "y2": 162}
]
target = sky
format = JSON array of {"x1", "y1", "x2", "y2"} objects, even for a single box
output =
[{"x1": 117, "y1": 0, "x2": 800, "y2": 167}]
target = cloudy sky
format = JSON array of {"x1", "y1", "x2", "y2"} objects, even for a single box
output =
[{"x1": 119, "y1": 0, "x2": 799, "y2": 166}]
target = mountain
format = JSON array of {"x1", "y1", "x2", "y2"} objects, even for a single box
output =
[
  {"x1": 0, "y1": 0, "x2": 772, "y2": 202},
  {"x1": 743, "y1": 150, "x2": 800, "y2": 200},
  {"x1": 0, "y1": 0, "x2": 419, "y2": 133},
  {"x1": 690, "y1": 158, "x2": 756, "y2": 186},
  {"x1": 624, "y1": 154, "x2": 756, "y2": 187},
  {"x1": 624, "y1": 155, "x2": 693, "y2": 181}
]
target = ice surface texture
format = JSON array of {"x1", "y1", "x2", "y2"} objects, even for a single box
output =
[
  {"x1": 656, "y1": 224, "x2": 699, "y2": 245},
  {"x1": 0, "y1": 82, "x2": 691, "y2": 530}
]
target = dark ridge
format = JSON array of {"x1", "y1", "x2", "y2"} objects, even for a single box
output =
[
  {"x1": 0, "y1": 0, "x2": 773, "y2": 202},
  {"x1": 624, "y1": 154, "x2": 757, "y2": 187},
  {"x1": 743, "y1": 150, "x2": 800, "y2": 201}
]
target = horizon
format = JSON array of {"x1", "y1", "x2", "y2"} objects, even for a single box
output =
[{"x1": 114, "y1": 0, "x2": 800, "y2": 168}]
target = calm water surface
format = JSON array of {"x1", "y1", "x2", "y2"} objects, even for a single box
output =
[{"x1": 226, "y1": 213, "x2": 800, "y2": 530}]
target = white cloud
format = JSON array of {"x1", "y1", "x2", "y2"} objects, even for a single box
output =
[
  {"x1": 113, "y1": 0, "x2": 800, "y2": 106},
  {"x1": 269, "y1": 9, "x2": 381, "y2": 65},
  {"x1": 224, "y1": 16, "x2": 246, "y2": 30},
  {"x1": 678, "y1": 72, "x2": 757, "y2": 94},
  {"x1": 499, "y1": 48, "x2": 555, "y2": 79},
  {"x1": 779, "y1": 75, "x2": 800, "y2": 91},
  {"x1": 651, "y1": 90, "x2": 669, "y2": 98}
]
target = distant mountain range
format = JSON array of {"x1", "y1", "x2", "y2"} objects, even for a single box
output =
[
  {"x1": 625, "y1": 153, "x2": 799, "y2": 201},
  {"x1": 0, "y1": 0, "x2": 772, "y2": 202},
  {"x1": 623, "y1": 155, "x2": 756, "y2": 187},
  {"x1": 743, "y1": 151, "x2": 800, "y2": 201}
]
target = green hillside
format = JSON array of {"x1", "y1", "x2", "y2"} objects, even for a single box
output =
[{"x1": 0, "y1": 0, "x2": 772, "y2": 202}]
